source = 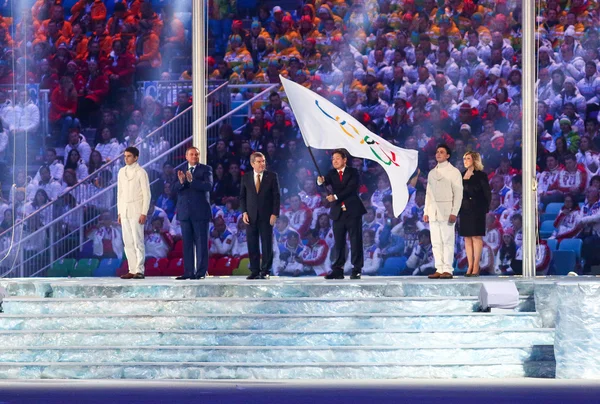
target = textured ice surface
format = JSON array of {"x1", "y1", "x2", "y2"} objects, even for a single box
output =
[
  {"x1": 0, "y1": 313, "x2": 542, "y2": 331},
  {"x1": 0, "y1": 362, "x2": 556, "y2": 380},
  {"x1": 1, "y1": 278, "x2": 541, "y2": 299},
  {"x1": 534, "y1": 283, "x2": 558, "y2": 328},
  {"x1": 3, "y1": 296, "x2": 538, "y2": 315},
  {"x1": 554, "y1": 283, "x2": 600, "y2": 379},
  {"x1": 0, "y1": 329, "x2": 555, "y2": 348},
  {"x1": 0, "y1": 345, "x2": 555, "y2": 364}
]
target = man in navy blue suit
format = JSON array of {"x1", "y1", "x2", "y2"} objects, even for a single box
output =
[{"x1": 172, "y1": 147, "x2": 213, "y2": 279}]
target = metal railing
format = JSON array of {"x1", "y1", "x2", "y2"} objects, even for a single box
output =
[
  {"x1": 0, "y1": 106, "x2": 193, "y2": 243},
  {"x1": 0, "y1": 83, "x2": 277, "y2": 277},
  {"x1": 0, "y1": 144, "x2": 190, "y2": 278},
  {"x1": 207, "y1": 84, "x2": 279, "y2": 145}
]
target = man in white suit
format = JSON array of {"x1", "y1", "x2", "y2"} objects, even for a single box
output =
[
  {"x1": 424, "y1": 144, "x2": 463, "y2": 279},
  {"x1": 118, "y1": 146, "x2": 151, "y2": 279}
]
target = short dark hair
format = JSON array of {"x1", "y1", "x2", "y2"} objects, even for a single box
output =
[
  {"x1": 564, "y1": 153, "x2": 577, "y2": 162},
  {"x1": 125, "y1": 146, "x2": 139, "y2": 158},
  {"x1": 332, "y1": 149, "x2": 347, "y2": 160},
  {"x1": 436, "y1": 144, "x2": 452, "y2": 157},
  {"x1": 309, "y1": 228, "x2": 320, "y2": 239},
  {"x1": 590, "y1": 175, "x2": 600, "y2": 185},
  {"x1": 512, "y1": 174, "x2": 522, "y2": 184},
  {"x1": 46, "y1": 147, "x2": 57, "y2": 155}
]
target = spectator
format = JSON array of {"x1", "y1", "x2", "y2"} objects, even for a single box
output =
[
  {"x1": 156, "y1": 181, "x2": 176, "y2": 221},
  {"x1": 551, "y1": 194, "x2": 582, "y2": 244},
  {"x1": 144, "y1": 216, "x2": 173, "y2": 259},
  {"x1": 95, "y1": 127, "x2": 122, "y2": 163},
  {"x1": 64, "y1": 149, "x2": 89, "y2": 181},
  {"x1": 34, "y1": 148, "x2": 64, "y2": 183},
  {"x1": 297, "y1": 228, "x2": 330, "y2": 276},
  {"x1": 2, "y1": 89, "x2": 40, "y2": 134},
  {"x1": 231, "y1": 219, "x2": 249, "y2": 259},
  {"x1": 273, "y1": 231, "x2": 305, "y2": 276},
  {"x1": 403, "y1": 229, "x2": 435, "y2": 276},
  {"x1": 26, "y1": 165, "x2": 61, "y2": 202},
  {"x1": 50, "y1": 76, "x2": 79, "y2": 142},
  {"x1": 361, "y1": 228, "x2": 382, "y2": 275},
  {"x1": 284, "y1": 194, "x2": 312, "y2": 237},
  {"x1": 580, "y1": 186, "x2": 600, "y2": 273},
  {"x1": 75, "y1": 59, "x2": 109, "y2": 127},
  {"x1": 86, "y1": 210, "x2": 124, "y2": 259},
  {"x1": 64, "y1": 128, "x2": 92, "y2": 166},
  {"x1": 550, "y1": 153, "x2": 587, "y2": 198},
  {"x1": 209, "y1": 216, "x2": 234, "y2": 257}
]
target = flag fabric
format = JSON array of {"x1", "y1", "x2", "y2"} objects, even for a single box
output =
[{"x1": 280, "y1": 76, "x2": 419, "y2": 216}]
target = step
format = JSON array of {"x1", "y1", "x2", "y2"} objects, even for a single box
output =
[
  {"x1": 1, "y1": 296, "x2": 535, "y2": 315},
  {"x1": 0, "y1": 361, "x2": 557, "y2": 379},
  {"x1": 0, "y1": 345, "x2": 555, "y2": 364},
  {"x1": 0, "y1": 313, "x2": 543, "y2": 331},
  {"x1": 0, "y1": 329, "x2": 554, "y2": 347},
  {"x1": 0, "y1": 278, "x2": 540, "y2": 299}
]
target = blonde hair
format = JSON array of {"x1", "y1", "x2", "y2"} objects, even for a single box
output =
[{"x1": 463, "y1": 151, "x2": 484, "y2": 171}]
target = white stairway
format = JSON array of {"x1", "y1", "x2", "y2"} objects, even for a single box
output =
[{"x1": 0, "y1": 278, "x2": 555, "y2": 379}]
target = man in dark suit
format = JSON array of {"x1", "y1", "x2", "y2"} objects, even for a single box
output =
[
  {"x1": 317, "y1": 149, "x2": 367, "y2": 279},
  {"x1": 240, "y1": 152, "x2": 281, "y2": 279},
  {"x1": 172, "y1": 147, "x2": 213, "y2": 279}
]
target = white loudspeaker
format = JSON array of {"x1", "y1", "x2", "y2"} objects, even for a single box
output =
[{"x1": 479, "y1": 282, "x2": 519, "y2": 310}]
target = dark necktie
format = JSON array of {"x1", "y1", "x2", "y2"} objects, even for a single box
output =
[
  {"x1": 338, "y1": 170, "x2": 343, "y2": 182},
  {"x1": 189, "y1": 166, "x2": 195, "y2": 175}
]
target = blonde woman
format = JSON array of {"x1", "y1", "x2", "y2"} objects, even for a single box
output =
[{"x1": 459, "y1": 151, "x2": 492, "y2": 277}]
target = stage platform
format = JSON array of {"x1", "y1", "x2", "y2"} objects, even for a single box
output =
[{"x1": 0, "y1": 276, "x2": 597, "y2": 380}]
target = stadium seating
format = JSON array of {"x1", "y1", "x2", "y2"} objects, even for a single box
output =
[
  {"x1": 546, "y1": 239, "x2": 558, "y2": 251},
  {"x1": 47, "y1": 258, "x2": 76, "y2": 277},
  {"x1": 558, "y1": 239, "x2": 583, "y2": 261},
  {"x1": 232, "y1": 258, "x2": 251, "y2": 276},
  {"x1": 545, "y1": 203, "x2": 563, "y2": 216},
  {"x1": 379, "y1": 257, "x2": 408, "y2": 276},
  {"x1": 71, "y1": 259, "x2": 99, "y2": 277},
  {"x1": 211, "y1": 257, "x2": 239, "y2": 276},
  {"x1": 93, "y1": 258, "x2": 121, "y2": 277},
  {"x1": 144, "y1": 258, "x2": 167, "y2": 277},
  {"x1": 117, "y1": 260, "x2": 129, "y2": 277},
  {"x1": 163, "y1": 258, "x2": 185, "y2": 277},
  {"x1": 540, "y1": 221, "x2": 555, "y2": 240},
  {"x1": 551, "y1": 250, "x2": 577, "y2": 275},
  {"x1": 168, "y1": 240, "x2": 184, "y2": 259}
]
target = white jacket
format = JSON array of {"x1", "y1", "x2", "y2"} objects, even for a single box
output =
[
  {"x1": 2, "y1": 101, "x2": 40, "y2": 132},
  {"x1": 64, "y1": 135, "x2": 92, "y2": 166},
  {"x1": 117, "y1": 162, "x2": 151, "y2": 219},
  {"x1": 424, "y1": 161, "x2": 463, "y2": 221},
  {"x1": 95, "y1": 139, "x2": 123, "y2": 162},
  {"x1": 88, "y1": 226, "x2": 124, "y2": 259},
  {"x1": 34, "y1": 160, "x2": 64, "y2": 184}
]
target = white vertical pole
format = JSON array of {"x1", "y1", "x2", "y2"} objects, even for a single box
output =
[
  {"x1": 522, "y1": 0, "x2": 537, "y2": 278},
  {"x1": 193, "y1": 0, "x2": 207, "y2": 164}
]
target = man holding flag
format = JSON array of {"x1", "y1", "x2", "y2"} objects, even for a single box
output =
[
  {"x1": 280, "y1": 75, "x2": 419, "y2": 277},
  {"x1": 317, "y1": 149, "x2": 366, "y2": 279}
]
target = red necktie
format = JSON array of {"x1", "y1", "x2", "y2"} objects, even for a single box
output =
[{"x1": 338, "y1": 170, "x2": 346, "y2": 211}]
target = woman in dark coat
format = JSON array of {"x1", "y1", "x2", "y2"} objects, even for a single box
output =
[{"x1": 459, "y1": 151, "x2": 492, "y2": 277}]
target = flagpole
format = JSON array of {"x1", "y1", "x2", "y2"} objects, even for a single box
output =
[{"x1": 306, "y1": 146, "x2": 323, "y2": 178}]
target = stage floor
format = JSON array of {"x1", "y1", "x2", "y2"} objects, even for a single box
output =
[{"x1": 0, "y1": 379, "x2": 599, "y2": 404}]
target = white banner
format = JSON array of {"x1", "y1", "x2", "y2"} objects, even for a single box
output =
[{"x1": 280, "y1": 76, "x2": 419, "y2": 216}]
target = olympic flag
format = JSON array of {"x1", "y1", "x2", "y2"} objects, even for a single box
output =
[{"x1": 280, "y1": 76, "x2": 419, "y2": 216}]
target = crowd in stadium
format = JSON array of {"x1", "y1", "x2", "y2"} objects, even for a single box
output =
[{"x1": 1, "y1": 0, "x2": 600, "y2": 276}]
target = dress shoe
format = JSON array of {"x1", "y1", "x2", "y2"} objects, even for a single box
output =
[
  {"x1": 246, "y1": 273, "x2": 261, "y2": 280},
  {"x1": 464, "y1": 273, "x2": 472, "y2": 278},
  {"x1": 175, "y1": 276, "x2": 192, "y2": 280},
  {"x1": 440, "y1": 272, "x2": 453, "y2": 279},
  {"x1": 325, "y1": 272, "x2": 344, "y2": 280},
  {"x1": 120, "y1": 272, "x2": 135, "y2": 279},
  {"x1": 133, "y1": 273, "x2": 145, "y2": 279},
  {"x1": 470, "y1": 273, "x2": 480, "y2": 278},
  {"x1": 350, "y1": 273, "x2": 361, "y2": 280},
  {"x1": 259, "y1": 273, "x2": 270, "y2": 280},
  {"x1": 195, "y1": 273, "x2": 206, "y2": 280},
  {"x1": 428, "y1": 272, "x2": 442, "y2": 279}
]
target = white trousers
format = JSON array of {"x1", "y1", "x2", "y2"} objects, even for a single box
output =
[
  {"x1": 122, "y1": 217, "x2": 145, "y2": 274},
  {"x1": 429, "y1": 220, "x2": 456, "y2": 274}
]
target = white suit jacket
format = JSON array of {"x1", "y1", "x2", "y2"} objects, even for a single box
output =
[
  {"x1": 117, "y1": 162, "x2": 151, "y2": 219},
  {"x1": 424, "y1": 161, "x2": 463, "y2": 221}
]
